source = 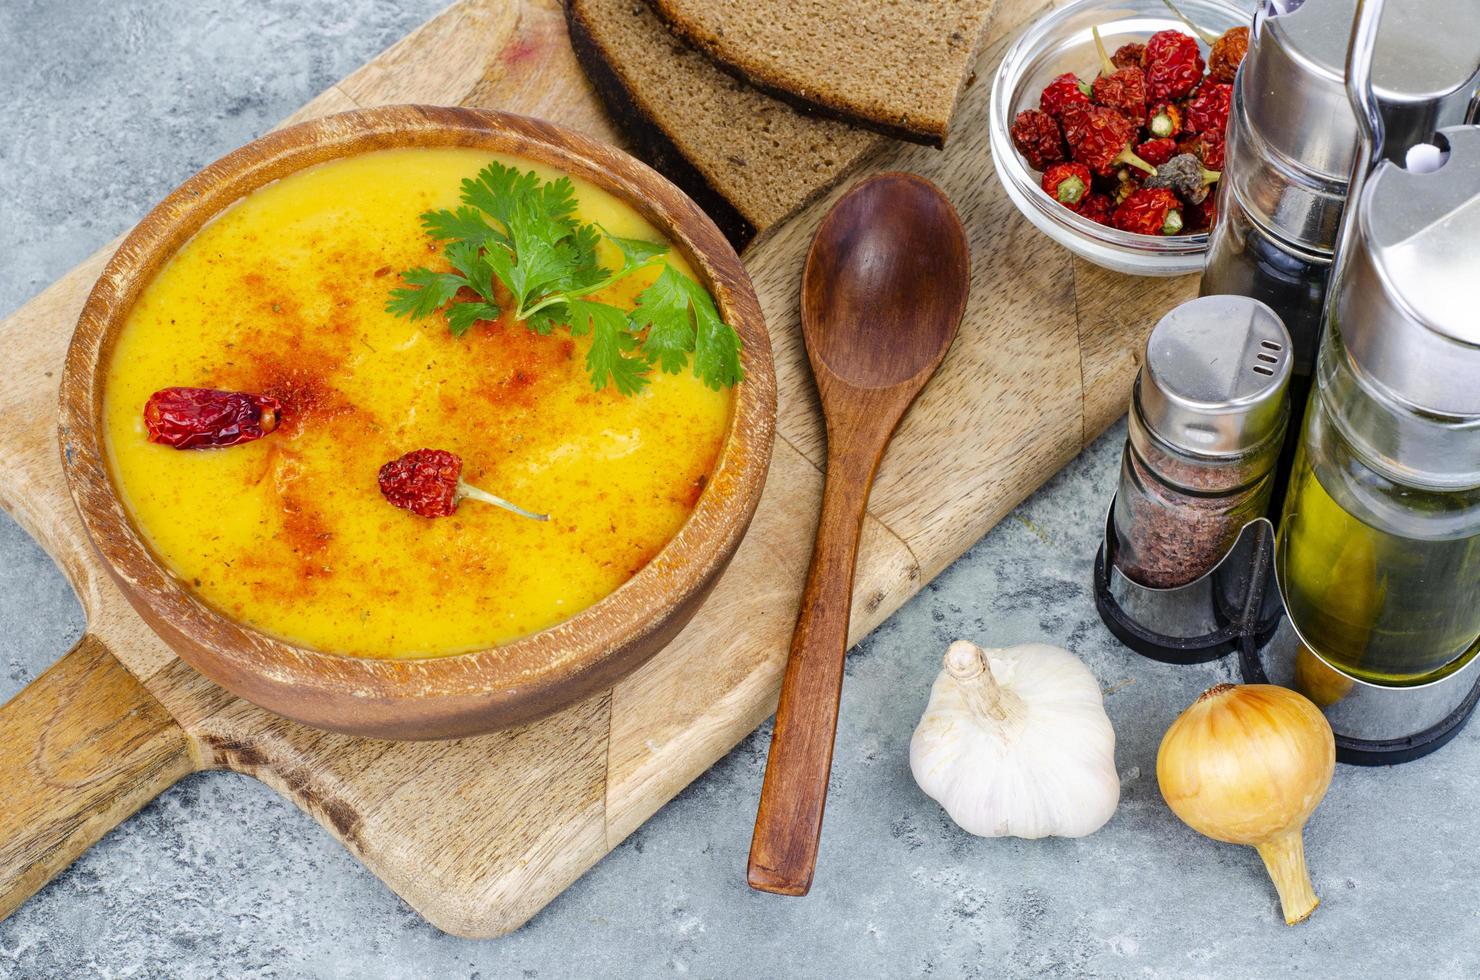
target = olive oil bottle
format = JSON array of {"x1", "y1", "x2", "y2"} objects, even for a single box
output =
[
  {"x1": 1261, "y1": 82, "x2": 1480, "y2": 757},
  {"x1": 1279, "y1": 435, "x2": 1480, "y2": 686}
]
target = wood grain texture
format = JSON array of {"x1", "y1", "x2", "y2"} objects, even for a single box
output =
[
  {"x1": 0, "y1": 635, "x2": 198, "y2": 921},
  {"x1": 0, "y1": 0, "x2": 1197, "y2": 937}
]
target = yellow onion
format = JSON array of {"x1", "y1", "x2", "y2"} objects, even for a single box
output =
[{"x1": 1157, "y1": 683, "x2": 1335, "y2": 925}]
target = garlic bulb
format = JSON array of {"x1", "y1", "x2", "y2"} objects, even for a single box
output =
[{"x1": 909, "y1": 640, "x2": 1119, "y2": 839}]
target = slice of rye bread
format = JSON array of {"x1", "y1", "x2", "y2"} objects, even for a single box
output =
[
  {"x1": 565, "y1": 0, "x2": 885, "y2": 250},
  {"x1": 645, "y1": 0, "x2": 996, "y2": 147}
]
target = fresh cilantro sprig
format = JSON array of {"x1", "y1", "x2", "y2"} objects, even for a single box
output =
[{"x1": 386, "y1": 161, "x2": 744, "y2": 395}]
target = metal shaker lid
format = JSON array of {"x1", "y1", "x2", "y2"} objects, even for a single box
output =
[
  {"x1": 1337, "y1": 125, "x2": 1480, "y2": 417},
  {"x1": 1243, "y1": 0, "x2": 1480, "y2": 181},
  {"x1": 1137, "y1": 296, "x2": 1293, "y2": 457},
  {"x1": 1228, "y1": 0, "x2": 1480, "y2": 249}
]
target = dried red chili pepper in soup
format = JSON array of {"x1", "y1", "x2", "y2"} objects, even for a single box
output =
[
  {"x1": 144, "y1": 387, "x2": 281, "y2": 450},
  {"x1": 378, "y1": 448, "x2": 549, "y2": 521},
  {"x1": 378, "y1": 448, "x2": 464, "y2": 518}
]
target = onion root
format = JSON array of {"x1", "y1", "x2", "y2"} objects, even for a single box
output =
[{"x1": 1255, "y1": 830, "x2": 1319, "y2": 925}]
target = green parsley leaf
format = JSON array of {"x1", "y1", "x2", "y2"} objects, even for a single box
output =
[
  {"x1": 385, "y1": 268, "x2": 465, "y2": 320},
  {"x1": 420, "y1": 206, "x2": 499, "y2": 249},
  {"x1": 478, "y1": 194, "x2": 582, "y2": 315},
  {"x1": 553, "y1": 223, "x2": 610, "y2": 295},
  {"x1": 482, "y1": 240, "x2": 517, "y2": 307},
  {"x1": 603, "y1": 227, "x2": 670, "y2": 270},
  {"x1": 388, "y1": 161, "x2": 743, "y2": 396},
  {"x1": 445, "y1": 300, "x2": 501, "y2": 337},
  {"x1": 631, "y1": 266, "x2": 744, "y2": 388},
  {"x1": 460, "y1": 162, "x2": 578, "y2": 241},
  {"x1": 569, "y1": 298, "x2": 649, "y2": 395},
  {"x1": 630, "y1": 265, "x2": 696, "y2": 375},
  {"x1": 691, "y1": 281, "x2": 744, "y2": 390},
  {"x1": 526, "y1": 302, "x2": 569, "y2": 337},
  {"x1": 445, "y1": 240, "x2": 496, "y2": 303}
]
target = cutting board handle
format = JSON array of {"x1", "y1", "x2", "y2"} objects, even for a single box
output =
[{"x1": 0, "y1": 633, "x2": 197, "y2": 921}]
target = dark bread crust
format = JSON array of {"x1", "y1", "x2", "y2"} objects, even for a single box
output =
[
  {"x1": 565, "y1": 0, "x2": 759, "y2": 249},
  {"x1": 643, "y1": 0, "x2": 980, "y2": 148}
]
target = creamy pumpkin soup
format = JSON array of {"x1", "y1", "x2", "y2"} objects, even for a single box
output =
[{"x1": 105, "y1": 148, "x2": 737, "y2": 658}]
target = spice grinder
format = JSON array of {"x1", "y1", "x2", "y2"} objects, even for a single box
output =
[
  {"x1": 1199, "y1": 0, "x2": 1480, "y2": 382},
  {"x1": 1094, "y1": 295, "x2": 1291, "y2": 664}
]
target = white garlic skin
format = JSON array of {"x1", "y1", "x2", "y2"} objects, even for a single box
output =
[{"x1": 909, "y1": 642, "x2": 1119, "y2": 840}]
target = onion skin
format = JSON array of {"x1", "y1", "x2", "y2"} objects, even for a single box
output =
[{"x1": 1157, "y1": 683, "x2": 1335, "y2": 925}]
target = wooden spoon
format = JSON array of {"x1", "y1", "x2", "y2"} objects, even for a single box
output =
[{"x1": 747, "y1": 172, "x2": 970, "y2": 896}]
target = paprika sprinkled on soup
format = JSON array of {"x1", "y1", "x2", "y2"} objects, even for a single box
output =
[{"x1": 104, "y1": 148, "x2": 734, "y2": 658}]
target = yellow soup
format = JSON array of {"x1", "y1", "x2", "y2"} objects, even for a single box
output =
[{"x1": 105, "y1": 148, "x2": 733, "y2": 658}]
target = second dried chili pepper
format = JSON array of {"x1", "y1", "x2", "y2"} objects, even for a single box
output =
[
  {"x1": 1079, "y1": 193, "x2": 1115, "y2": 226},
  {"x1": 1185, "y1": 81, "x2": 1232, "y2": 136},
  {"x1": 1039, "y1": 72, "x2": 1092, "y2": 120},
  {"x1": 1143, "y1": 30, "x2": 1204, "y2": 101},
  {"x1": 1145, "y1": 152, "x2": 1221, "y2": 205},
  {"x1": 1208, "y1": 25, "x2": 1249, "y2": 84},
  {"x1": 1010, "y1": 109, "x2": 1067, "y2": 171},
  {"x1": 1137, "y1": 137, "x2": 1179, "y2": 167},
  {"x1": 378, "y1": 448, "x2": 547, "y2": 521}
]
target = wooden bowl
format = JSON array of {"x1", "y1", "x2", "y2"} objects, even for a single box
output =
[{"x1": 61, "y1": 105, "x2": 775, "y2": 740}]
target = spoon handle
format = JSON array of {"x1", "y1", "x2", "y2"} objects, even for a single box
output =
[{"x1": 748, "y1": 438, "x2": 880, "y2": 896}]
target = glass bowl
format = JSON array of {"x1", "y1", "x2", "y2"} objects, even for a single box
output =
[{"x1": 988, "y1": 0, "x2": 1254, "y2": 277}]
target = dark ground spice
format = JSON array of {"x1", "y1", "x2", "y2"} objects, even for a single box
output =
[{"x1": 1111, "y1": 424, "x2": 1275, "y2": 589}]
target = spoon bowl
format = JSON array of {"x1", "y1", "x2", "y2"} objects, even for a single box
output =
[{"x1": 801, "y1": 173, "x2": 971, "y2": 391}]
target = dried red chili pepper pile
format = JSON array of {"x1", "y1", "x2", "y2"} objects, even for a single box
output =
[{"x1": 1009, "y1": 19, "x2": 1246, "y2": 235}]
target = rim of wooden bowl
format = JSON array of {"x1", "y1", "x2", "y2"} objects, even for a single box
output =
[{"x1": 60, "y1": 105, "x2": 776, "y2": 738}]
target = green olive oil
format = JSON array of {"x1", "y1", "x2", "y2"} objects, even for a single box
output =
[{"x1": 1278, "y1": 446, "x2": 1480, "y2": 686}]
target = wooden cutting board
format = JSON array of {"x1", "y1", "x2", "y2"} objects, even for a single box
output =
[{"x1": 0, "y1": 0, "x2": 1196, "y2": 937}]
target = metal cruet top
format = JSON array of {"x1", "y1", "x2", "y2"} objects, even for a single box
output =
[
  {"x1": 1136, "y1": 296, "x2": 1293, "y2": 458},
  {"x1": 1335, "y1": 125, "x2": 1480, "y2": 420},
  {"x1": 1227, "y1": 0, "x2": 1480, "y2": 250}
]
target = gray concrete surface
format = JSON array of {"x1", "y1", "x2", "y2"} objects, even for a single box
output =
[{"x1": 3, "y1": 2, "x2": 1478, "y2": 977}]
